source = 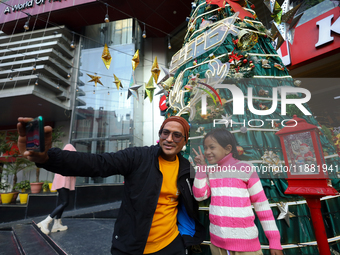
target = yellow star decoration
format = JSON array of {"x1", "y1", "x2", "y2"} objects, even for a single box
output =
[
  {"x1": 87, "y1": 73, "x2": 103, "y2": 87},
  {"x1": 132, "y1": 49, "x2": 140, "y2": 71},
  {"x1": 151, "y1": 56, "x2": 160, "y2": 83},
  {"x1": 145, "y1": 75, "x2": 156, "y2": 103},
  {"x1": 113, "y1": 74, "x2": 123, "y2": 90},
  {"x1": 101, "y1": 44, "x2": 112, "y2": 70}
]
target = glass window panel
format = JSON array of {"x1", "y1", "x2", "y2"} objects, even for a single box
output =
[{"x1": 72, "y1": 19, "x2": 138, "y2": 185}]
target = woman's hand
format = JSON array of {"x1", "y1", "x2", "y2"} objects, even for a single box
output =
[{"x1": 192, "y1": 146, "x2": 206, "y2": 166}]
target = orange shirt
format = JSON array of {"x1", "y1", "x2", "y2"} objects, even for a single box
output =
[{"x1": 143, "y1": 156, "x2": 180, "y2": 254}]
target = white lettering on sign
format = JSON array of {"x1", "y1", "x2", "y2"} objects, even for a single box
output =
[
  {"x1": 4, "y1": 0, "x2": 62, "y2": 14},
  {"x1": 202, "y1": 85, "x2": 312, "y2": 116},
  {"x1": 169, "y1": 13, "x2": 239, "y2": 74},
  {"x1": 315, "y1": 14, "x2": 340, "y2": 47}
]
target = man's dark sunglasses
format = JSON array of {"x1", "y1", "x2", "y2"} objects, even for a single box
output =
[{"x1": 159, "y1": 129, "x2": 185, "y2": 143}]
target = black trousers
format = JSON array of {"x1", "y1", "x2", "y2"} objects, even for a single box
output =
[
  {"x1": 50, "y1": 188, "x2": 70, "y2": 219},
  {"x1": 146, "y1": 234, "x2": 186, "y2": 255}
]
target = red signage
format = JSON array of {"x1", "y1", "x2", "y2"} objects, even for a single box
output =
[{"x1": 278, "y1": 7, "x2": 340, "y2": 68}]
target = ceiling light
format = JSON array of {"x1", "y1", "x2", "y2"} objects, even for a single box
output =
[
  {"x1": 104, "y1": 4, "x2": 110, "y2": 23},
  {"x1": 142, "y1": 23, "x2": 146, "y2": 38},
  {"x1": 70, "y1": 32, "x2": 76, "y2": 49},
  {"x1": 24, "y1": 15, "x2": 31, "y2": 31}
]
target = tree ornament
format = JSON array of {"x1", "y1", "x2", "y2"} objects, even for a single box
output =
[
  {"x1": 274, "y1": 63, "x2": 284, "y2": 70},
  {"x1": 196, "y1": 126, "x2": 207, "y2": 136},
  {"x1": 132, "y1": 49, "x2": 140, "y2": 71},
  {"x1": 200, "y1": 19, "x2": 213, "y2": 29},
  {"x1": 127, "y1": 73, "x2": 142, "y2": 100},
  {"x1": 161, "y1": 77, "x2": 175, "y2": 91},
  {"x1": 145, "y1": 75, "x2": 156, "y2": 102},
  {"x1": 113, "y1": 74, "x2": 123, "y2": 90},
  {"x1": 101, "y1": 43, "x2": 112, "y2": 70},
  {"x1": 87, "y1": 73, "x2": 103, "y2": 87},
  {"x1": 261, "y1": 59, "x2": 271, "y2": 69},
  {"x1": 206, "y1": 0, "x2": 254, "y2": 20},
  {"x1": 240, "y1": 126, "x2": 247, "y2": 133},
  {"x1": 151, "y1": 56, "x2": 160, "y2": 83},
  {"x1": 261, "y1": 150, "x2": 281, "y2": 174},
  {"x1": 294, "y1": 79, "x2": 301, "y2": 87},
  {"x1": 237, "y1": 30, "x2": 258, "y2": 51},
  {"x1": 277, "y1": 202, "x2": 296, "y2": 227},
  {"x1": 237, "y1": 145, "x2": 244, "y2": 156},
  {"x1": 258, "y1": 89, "x2": 269, "y2": 97},
  {"x1": 266, "y1": 0, "x2": 303, "y2": 49}
]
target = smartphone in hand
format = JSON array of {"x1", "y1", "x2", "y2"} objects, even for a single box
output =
[{"x1": 26, "y1": 116, "x2": 45, "y2": 152}]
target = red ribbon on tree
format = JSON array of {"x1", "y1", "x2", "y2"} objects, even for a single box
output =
[{"x1": 206, "y1": 0, "x2": 254, "y2": 20}]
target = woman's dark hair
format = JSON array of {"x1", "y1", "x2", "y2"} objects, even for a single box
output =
[{"x1": 203, "y1": 128, "x2": 239, "y2": 159}]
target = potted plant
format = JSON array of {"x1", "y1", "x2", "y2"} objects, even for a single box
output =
[
  {"x1": 49, "y1": 181, "x2": 57, "y2": 193},
  {"x1": 15, "y1": 180, "x2": 30, "y2": 204},
  {"x1": 42, "y1": 181, "x2": 50, "y2": 192},
  {"x1": 30, "y1": 181, "x2": 43, "y2": 194},
  {"x1": 0, "y1": 181, "x2": 12, "y2": 204},
  {"x1": 15, "y1": 180, "x2": 30, "y2": 193},
  {"x1": 0, "y1": 131, "x2": 34, "y2": 202}
]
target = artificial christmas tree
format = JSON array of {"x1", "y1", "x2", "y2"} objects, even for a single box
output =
[{"x1": 160, "y1": 0, "x2": 340, "y2": 254}]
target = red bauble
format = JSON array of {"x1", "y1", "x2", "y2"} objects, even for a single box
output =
[
  {"x1": 251, "y1": 4, "x2": 255, "y2": 9},
  {"x1": 237, "y1": 146, "x2": 244, "y2": 156},
  {"x1": 243, "y1": 59, "x2": 248, "y2": 64}
]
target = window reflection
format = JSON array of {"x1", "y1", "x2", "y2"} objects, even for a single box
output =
[{"x1": 72, "y1": 19, "x2": 139, "y2": 185}]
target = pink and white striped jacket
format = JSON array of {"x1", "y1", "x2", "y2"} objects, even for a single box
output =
[{"x1": 193, "y1": 153, "x2": 282, "y2": 252}]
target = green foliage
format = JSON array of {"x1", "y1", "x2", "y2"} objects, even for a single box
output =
[
  {"x1": 285, "y1": 95, "x2": 306, "y2": 117},
  {"x1": 15, "y1": 180, "x2": 30, "y2": 191},
  {"x1": 321, "y1": 125, "x2": 336, "y2": 150},
  {"x1": 51, "y1": 126, "x2": 66, "y2": 148},
  {"x1": 42, "y1": 180, "x2": 51, "y2": 189},
  {"x1": 0, "y1": 132, "x2": 12, "y2": 155},
  {"x1": 0, "y1": 181, "x2": 10, "y2": 192}
]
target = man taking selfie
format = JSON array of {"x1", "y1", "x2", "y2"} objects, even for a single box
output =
[{"x1": 17, "y1": 116, "x2": 205, "y2": 255}]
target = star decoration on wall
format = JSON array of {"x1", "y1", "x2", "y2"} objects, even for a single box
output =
[
  {"x1": 101, "y1": 43, "x2": 112, "y2": 70},
  {"x1": 145, "y1": 75, "x2": 156, "y2": 102},
  {"x1": 127, "y1": 73, "x2": 142, "y2": 100},
  {"x1": 113, "y1": 74, "x2": 123, "y2": 90},
  {"x1": 132, "y1": 49, "x2": 140, "y2": 71},
  {"x1": 87, "y1": 73, "x2": 103, "y2": 87},
  {"x1": 156, "y1": 67, "x2": 173, "y2": 96},
  {"x1": 265, "y1": 0, "x2": 302, "y2": 49},
  {"x1": 151, "y1": 56, "x2": 160, "y2": 83},
  {"x1": 277, "y1": 202, "x2": 296, "y2": 227}
]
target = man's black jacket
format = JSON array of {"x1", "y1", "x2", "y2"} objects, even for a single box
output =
[{"x1": 37, "y1": 144, "x2": 205, "y2": 254}]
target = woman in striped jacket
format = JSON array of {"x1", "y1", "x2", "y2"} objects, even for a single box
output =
[{"x1": 192, "y1": 128, "x2": 283, "y2": 255}]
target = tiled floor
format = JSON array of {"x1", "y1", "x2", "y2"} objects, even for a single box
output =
[{"x1": 49, "y1": 218, "x2": 116, "y2": 255}]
